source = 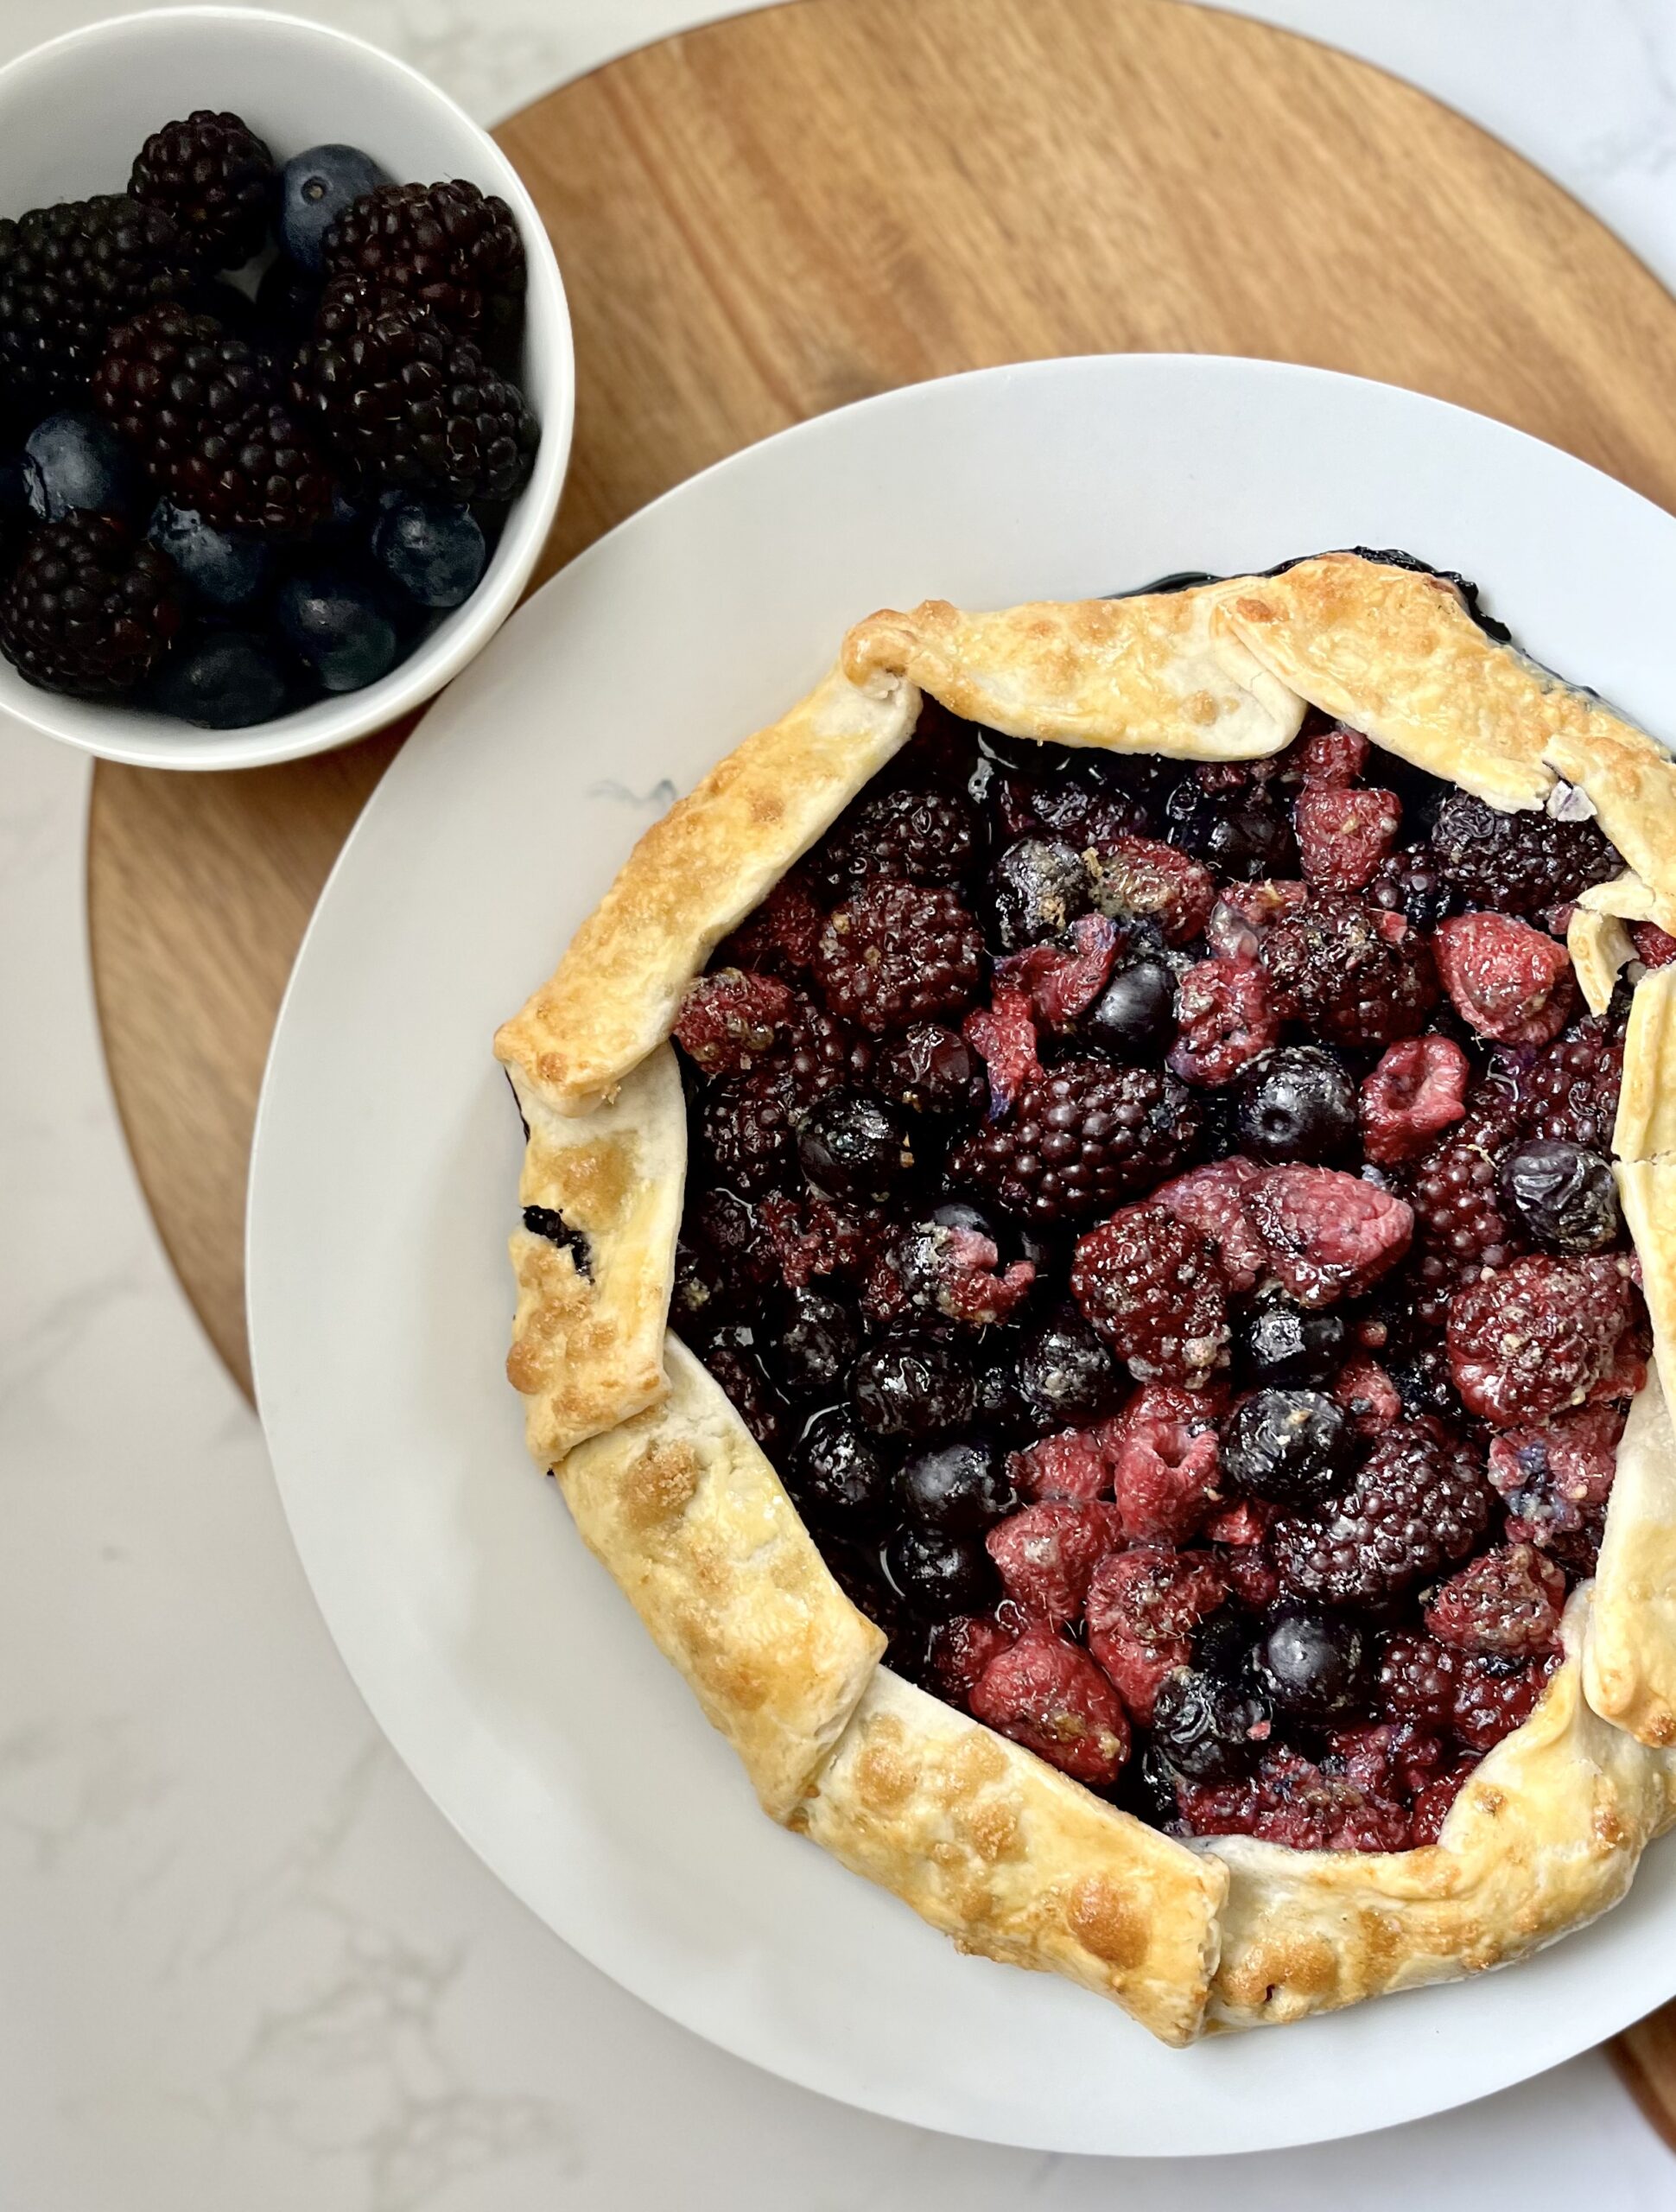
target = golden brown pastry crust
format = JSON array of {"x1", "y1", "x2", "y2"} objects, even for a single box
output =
[
  {"x1": 1207, "y1": 1593, "x2": 1676, "y2": 2029},
  {"x1": 1585, "y1": 1361, "x2": 1676, "y2": 1749},
  {"x1": 499, "y1": 553, "x2": 1676, "y2": 2045},
  {"x1": 495, "y1": 662, "x2": 922, "y2": 1118},
  {"x1": 793, "y1": 1667, "x2": 1227, "y2": 2047},
  {"x1": 558, "y1": 1336, "x2": 886, "y2": 1820},
  {"x1": 842, "y1": 587, "x2": 1305, "y2": 762},
  {"x1": 505, "y1": 1044, "x2": 686, "y2": 1462},
  {"x1": 1567, "y1": 906, "x2": 1634, "y2": 1017}
]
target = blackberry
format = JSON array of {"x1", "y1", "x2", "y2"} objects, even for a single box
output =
[
  {"x1": 1409, "y1": 1090, "x2": 1521, "y2": 1321},
  {"x1": 784, "y1": 1000, "x2": 873, "y2": 1105},
  {"x1": 1376, "y1": 1629, "x2": 1460, "y2": 1731},
  {"x1": 0, "y1": 512, "x2": 181, "y2": 696},
  {"x1": 1506, "y1": 1015, "x2": 1623, "y2": 1152},
  {"x1": 93, "y1": 304, "x2": 334, "y2": 537},
  {"x1": 697, "y1": 1324, "x2": 790, "y2": 1453},
  {"x1": 812, "y1": 880, "x2": 985, "y2": 1032},
  {"x1": 1431, "y1": 789, "x2": 1619, "y2": 918},
  {"x1": 291, "y1": 289, "x2": 538, "y2": 500},
  {"x1": 1070, "y1": 1205, "x2": 1228, "y2": 1386},
  {"x1": 1425, "y1": 1541, "x2": 1565, "y2": 1659},
  {"x1": 1271, "y1": 1416, "x2": 1492, "y2": 1605},
  {"x1": 812, "y1": 784, "x2": 981, "y2": 891},
  {"x1": 321, "y1": 180, "x2": 525, "y2": 348},
  {"x1": 1368, "y1": 842, "x2": 1451, "y2": 930},
  {"x1": 695, "y1": 1068, "x2": 795, "y2": 1194},
  {"x1": 950, "y1": 1058, "x2": 1201, "y2": 1224},
  {"x1": 129, "y1": 111, "x2": 276, "y2": 269},
  {"x1": 1454, "y1": 1651, "x2": 1555, "y2": 1751},
  {"x1": 1261, "y1": 891, "x2": 1438, "y2": 1046},
  {"x1": 0, "y1": 194, "x2": 196, "y2": 402}
]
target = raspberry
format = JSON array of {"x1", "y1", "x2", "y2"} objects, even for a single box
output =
[
  {"x1": 1446, "y1": 1254, "x2": 1644, "y2": 1425},
  {"x1": 1333, "y1": 1355, "x2": 1403, "y2": 1436},
  {"x1": 962, "y1": 985, "x2": 1041, "y2": 1116},
  {"x1": 715, "y1": 873, "x2": 824, "y2": 976},
  {"x1": 1071, "y1": 1207, "x2": 1229, "y2": 1386},
  {"x1": 1086, "y1": 1545, "x2": 1228, "y2": 1647},
  {"x1": 968, "y1": 1624, "x2": 1131, "y2": 1786},
  {"x1": 1292, "y1": 721, "x2": 1368, "y2": 785},
  {"x1": 1377, "y1": 1630, "x2": 1461, "y2": 1731},
  {"x1": 1262, "y1": 891, "x2": 1438, "y2": 1046},
  {"x1": 1487, "y1": 1402, "x2": 1623, "y2": 1546},
  {"x1": 1411, "y1": 1756, "x2": 1480, "y2": 1845},
  {"x1": 1173, "y1": 1746, "x2": 1411, "y2": 1853},
  {"x1": 1507, "y1": 1014, "x2": 1624, "y2": 1151},
  {"x1": 1425, "y1": 1542, "x2": 1566, "y2": 1658},
  {"x1": 1247, "y1": 1166, "x2": 1414, "y2": 1306},
  {"x1": 1149, "y1": 1156, "x2": 1268, "y2": 1293},
  {"x1": 813, "y1": 880, "x2": 985, "y2": 1032},
  {"x1": 867, "y1": 1220, "x2": 1035, "y2": 1328},
  {"x1": 1329, "y1": 1719, "x2": 1445, "y2": 1802},
  {"x1": 994, "y1": 912, "x2": 1121, "y2": 1030},
  {"x1": 695, "y1": 1068, "x2": 794, "y2": 1193},
  {"x1": 1272, "y1": 1417, "x2": 1492, "y2": 1605},
  {"x1": 1433, "y1": 913, "x2": 1576, "y2": 1046},
  {"x1": 1086, "y1": 832, "x2": 1216, "y2": 944},
  {"x1": 755, "y1": 1191, "x2": 886, "y2": 1288},
  {"x1": 984, "y1": 1501, "x2": 1125, "y2": 1624},
  {"x1": 1431, "y1": 790, "x2": 1620, "y2": 918},
  {"x1": 1205, "y1": 878, "x2": 1310, "y2": 959},
  {"x1": 673, "y1": 968, "x2": 797, "y2": 1075},
  {"x1": 1107, "y1": 1383, "x2": 1225, "y2": 1541},
  {"x1": 924, "y1": 1611, "x2": 1020, "y2": 1707},
  {"x1": 1008, "y1": 1423, "x2": 1117, "y2": 1503},
  {"x1": 1453, "y1": 1651, "x2": 1559, "y2": 1751},
  {"x1": 813, "y1": 783, "x2": 981, "y2": 890},
  {"x1": 1294, "y1": 784, "x2": 1401, "y2": 891},
  {"x1": 1368, "y1": 843, "x2": 1451, "y2": 931},
  {"x1": 1632, "y1": 921, "x2": 1676, "y2": 969},
  {"x1": 1091, "y1": 1632, "x2": 1184, "y2": 1726},
  {"x1": 1360, "y1": 1035, "x2": 1470, "y2": 1164},
  {"x1": 1218, "y1": 1541, "x2": 1281, "y2": 1611},
  {"x1": 950, "y1": 1059, "x2": 1201, "y2": 1224},
  {"x1": 1167, "y1": 958, "x2": 1278, "y2": 1085}
]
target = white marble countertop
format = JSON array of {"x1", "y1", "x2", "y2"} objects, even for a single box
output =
[{"x1": 6, "y1": 3, "x2": 1676, "y2": 2205}]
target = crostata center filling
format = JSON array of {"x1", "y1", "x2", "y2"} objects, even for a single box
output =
[{"x1": 657, "y1": 690, "x2": 1648, "y2": 1854}]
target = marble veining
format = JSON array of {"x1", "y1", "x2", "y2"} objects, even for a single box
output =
[{"x1": 5, "y1": 3, "x2": 1676, "y2": 2206}]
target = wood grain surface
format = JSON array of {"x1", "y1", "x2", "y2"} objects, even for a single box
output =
[{"x1": 79, "y1": 0, "x2": 1676, "y2": 2120}]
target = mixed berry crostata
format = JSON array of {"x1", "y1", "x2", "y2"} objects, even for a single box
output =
[{"x1": 495, "y1": 551, "x2": 1676, "y2": 2045}]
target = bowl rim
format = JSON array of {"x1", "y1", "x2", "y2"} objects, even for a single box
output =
[{"x1": 0, "y1": 3, "x2": 575, "y2": 772}]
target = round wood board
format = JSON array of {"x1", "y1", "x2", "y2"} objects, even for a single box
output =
[{"x1": 80, "y1": 0, "x2": 1676, "y2": 2127}]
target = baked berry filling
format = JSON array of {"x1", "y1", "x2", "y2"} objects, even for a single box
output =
[{"x1": 667, "y1": 682, "x2": 1646, "y2": 1855}]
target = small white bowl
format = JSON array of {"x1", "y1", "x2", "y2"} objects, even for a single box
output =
[{"x1": 0, "y1": 6, "x2": 574, "y2": 770}]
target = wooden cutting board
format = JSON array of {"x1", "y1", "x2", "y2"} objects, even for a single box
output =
[{"x1": 80, "y1": 0, "x2": 1676, "y2": 2132}]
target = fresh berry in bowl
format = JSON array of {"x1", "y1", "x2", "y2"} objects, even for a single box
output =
[{"x1": 0, "y1": 10, "x2": 571, "y2": 766}]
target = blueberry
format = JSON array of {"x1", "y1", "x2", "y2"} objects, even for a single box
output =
[
  {"x1": 1235, "y1": 1046, "x2": 1357, "y2": 1163},
  {"x1": 1256, "y1": 1610, "x2": 1368, "y2": 1721},
  {"x1": 147, "y1": 500, "x2": 272, "y2": 611},
  {"x1": 1150, "y1": 1664, "x2": 1272, "y2": 1781},
  {"x1": 770, "y1": 1287, "x2": 861, "y2": 1396},
  {"x1": 884, "y1": 1523, "x2": 1000, "y2": 1619},
  {"x1": 898, "y1": 1437, "x2": 1014, "y2": 1534},
  {"x1": 989, "y1": 836, "x2": 1090, "y2": 949},
  {"x1": 278, "y1": 143, "x2": 390, "y2": 273},
  {"x1": 275, "y1": 568, "x2": 401, "y2": 693},
  {"x1": 22, "y1": 410, "x2": 141, "y2": 524},
  {"x1": 149, "y1": 630, "x2": 292, "y2": 728},
  {"x1": 1222, "y1": 1389, "x2": 1355, "y2": 1505},
  {"x1": 851, "y1": 1332, "x2": 977, "y2": 1438},
  {"x1": 670, "y1": 1238, "x2": 727, "y2": 1338},
  {"x1": 371, "y1": 493, "x2": 487, "y2": 609},
  {"x1": 1165, "y1": 779, "x2": 1296, "y2": 880},
  {"x1": 1499, "y1": 1140, "x2": 1621, "y2": 1254},
  {"x1": 926, "y1": 1198, "x2": 1000, "y2": 1241},
  {"x1": 796, "y1": 1088, "x2": 915, "y2": 1198},
  {"x1": 973, "y1": 1351, "x2": 1033, "y2": 1437},
  {"x1": 790, "y1": 1407, "x2": 892, "y2": 1530},
  {"x1": 1235, "y1": 1294, "x2": 1346, "y2": 1388},
  {"x1": 1082, "y1": 958, "x2": 1176, "y2": 1058},
  {"x1": 1012, "y1": 1308, "x2": 1122, "y2": 1433},
  {"x1": 875, "y1": 1020, "x2": 986, "y2": 1121}
]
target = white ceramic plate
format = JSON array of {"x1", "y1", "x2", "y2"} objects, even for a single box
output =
[{"x1": 248, "y1": 355, "x2": 1676, "y2": 2156}]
